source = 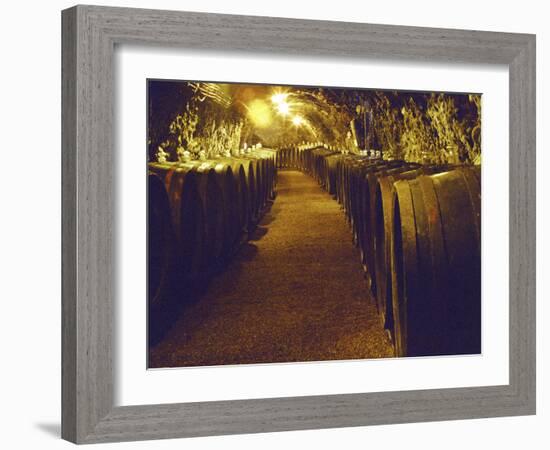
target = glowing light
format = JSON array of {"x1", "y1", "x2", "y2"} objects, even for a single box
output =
[
  {"x1": 246, "y1": 99, "x2": 272, "y2": 128},
  {"x1": 292, "y1": 115, "x2": 304, "y2": 126},
  {"x1": 271, "y1": 93, "x2": 289, "y2": 105},
  {"x1": 271, "y1": 92, "x2": 291, "y2": 116},
  {"x1": 276, "y1": 101, "x2": 290, "y2": 116}
]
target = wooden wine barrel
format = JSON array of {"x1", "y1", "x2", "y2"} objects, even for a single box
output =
[
  {"x1": 255, "y1": 155, "x2": 265, "y2": 216},
  {"x1": 266, "y1": 152, "x2": 277, "y2": 199},
  {"x1": 283, "y1": 147, "x2": 289, "y2": 168},
  {"x1": 345, "y1": 159, "x2": 366, "y2": 237},
  {"x1": 324, "y1": 154, "x2": 342, "y2": 196},
  {"x1": 259, "y1": 150, "x2": 276, "y2": 203},
  {"x1": 263, "y1": 152, "x2": 276, "y2": 200},
  {"x1": 148, "y1": 172, "x2": 175, "y2": 307},
  {"x1": 288, "y1": 147, "x2": 296, "y2": 168},
  {"x1": 223, "y1": 159, "x2": 250, "y2": 236},
  {"x1": 354, "y1": 161, "x2": 402, "y2": 282},
  {"x1": 303, "y1": 148, "x2": 313, "y2": 175},
  {"x1": 253, "y1": 154, "x2": 270, "y2": 215},
  {"x1": 234, "y1": 157, "x2": 258, "y2": 229},
  {"x1": 212, "y1": 162, "x2": 240, "y2": 261},
  {"x1": 372, "y1": 164, "x2": 442, "y2": 328},
  {"x1": 278, "y1": 147, "x2": 289, "y2": 168},
  {"x1": 287, "y1": 147, "x2": 293, "y2": 168},
  {"x1": 256, "y1": 156, "x2": 268, "y2": 211},
  {"x1": 157, "y1": 163, "x2": 206, "y2": 283},
  {"x1": 192, "y1": 162, "x2": 226, "y2": 274},
  {"x1": 334, "y1": 156, "x2": 347, "y2": 205},
  {"x1": 335, "y1": 155, "x2": 351, "y2": 213},
  {"x1": 391, "y1": 167, "x2": 481, "y2": 357},
  {"x1": 242, "y1": 156, "x2": 263, "y2": 223},
  {"x1": 348, "y1": 158, "x2": 381, "y2": 240},
  {"x1": 307, "y1": 148, "x2": 332, "y2": 187},
  {"x1": 296, "y1": 147, "x2": 304, "y2": 171}
]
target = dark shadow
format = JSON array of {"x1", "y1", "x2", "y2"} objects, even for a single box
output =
[
  {"x1": 149, "y1": 240, "x2": 261, "y2": 348},
  {"x1": 149, "y1": 193, "x2": 277, "y2": 351},
  {"x1": 35, "y1": 423, "x2": 60, "y2": 438},
  {"x1": 249, "y1": 226, "x2": 268, "y2": 241},
  {"x1": 236, "y1": 242, "x2": 259, "y2": 262},
  {"x1": 257, "y1": 200, "x2": 278, "y2": 226},
  {"x1": 258, "y1": 214, "x2": 276, "y2": 226},
  {"x1": 270, "y1": 203, "x2": 282, "y2": 214}
]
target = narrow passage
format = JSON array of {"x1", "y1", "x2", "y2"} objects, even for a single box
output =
[{"x1": 150, "y1": 170, "x2": 394, "y2": 367}]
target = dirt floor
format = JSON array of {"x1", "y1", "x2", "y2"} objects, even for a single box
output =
[{"x1": 149, "y1": 170, "x2": 394, "y2": 368}]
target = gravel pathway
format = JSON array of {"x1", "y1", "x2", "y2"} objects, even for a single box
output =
[{"x1": 149, "y1": 170, "x2": 394, "y2": 368}]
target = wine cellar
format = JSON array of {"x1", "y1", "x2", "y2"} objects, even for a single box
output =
[{"x1": 147, "y1": 81, "x2": 481, "y2": 367}]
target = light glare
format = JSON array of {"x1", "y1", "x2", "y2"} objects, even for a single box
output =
[
  {"x1": 271, "y1": 93, "x2": 288, "y2": 105},
  {"x1": 292, "y1": 115, "x2": 304, "y2": 126},
  {"x1": 277, "y1": 102, "x2": 290, "y2": 116}
]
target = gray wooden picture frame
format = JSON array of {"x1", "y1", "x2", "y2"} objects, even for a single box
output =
[{"x1": 61, "y1": 4, "x2": 536, "y2": 444}]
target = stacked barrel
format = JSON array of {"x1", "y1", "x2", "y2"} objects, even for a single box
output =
[
  {"x1": 390, "y1": 167, "x2": 481, "y2": 357},
  {"x1": 147, "y1": 149, "x2": 277, "y2": 340},
  {"x1": 277, "y1": 146, "x2": 310, "y2": 171},
  {"x1": 285, "y1": 144, "x2": 481, "y2": 358}
]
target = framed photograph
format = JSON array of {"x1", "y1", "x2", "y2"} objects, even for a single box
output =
[{"x1": 62, "y1": 5, "x2": 535, "y2": 444}]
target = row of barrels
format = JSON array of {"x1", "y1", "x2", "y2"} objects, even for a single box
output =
[
  {"x1": 290, "y1": 145, "x2": 481, "y2": 357},
  {"x1": 276, "y1": 146, "x2": 304, "y2": 170},
  {"x1": 147, "y1": 150, "x2": 277, "y2": 341},
  {"x1": 275, "y1": 146, "x2": 324, "y2": 172},
  {"x1": 276, "y1": 146, "x2": 343, "y2": 196}
]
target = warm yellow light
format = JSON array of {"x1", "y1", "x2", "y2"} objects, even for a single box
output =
[
  {"x1": 292, "y1": 115, "x2": 304, "y2": 126},
  {"x1": 246, "y1": 99, "x2": 272, "y2": 128},
  {"x1": 277, "y1": 101, "x2": 290, "y2": 116},
  {"x1": 271, "y1": 93, "x2": 288, "y2": 105},
  {"x1": 271, "y1": 92, "x2": 292, "y2": 116}
]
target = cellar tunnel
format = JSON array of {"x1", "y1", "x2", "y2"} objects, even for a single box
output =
[{"x1": 147, "y1": 80, "x2": 482, "y2": 367}]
